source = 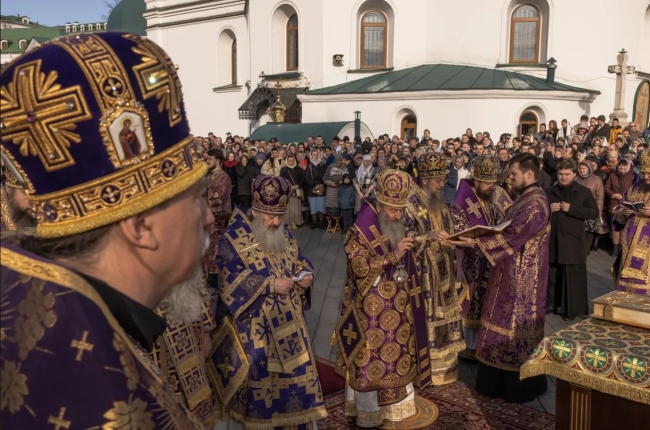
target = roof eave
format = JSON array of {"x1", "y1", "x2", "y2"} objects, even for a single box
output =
[{"x1": 299, "y1": 89, "x2": 600, "y2": 103}]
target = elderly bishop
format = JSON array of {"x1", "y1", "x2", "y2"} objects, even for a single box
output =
[
  {"x1": 0, "y1": 160, "x2": 36, "y2": 233},
  {"x1": 335, "y1": 170, "x2": 431, "y2": 428},
  {"x1": 214, "y1": 175, "x2": 326, "y2": 429},
  {"x1": 612, "y1": 149, "x2": 650, "y2": 295},
  {"x1": 403, "y1": 153, "x2": 467, "y2": 385},
  {"x1": 449, "y1": 156, "x2": 512, "y2": 360}
]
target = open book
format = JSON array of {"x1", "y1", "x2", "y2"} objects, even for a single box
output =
[
  {"x1": 622, "y1": 202, "x2": 645, "y2": 212},
  {"x1": 447, "y1": 220, "x2": 512, "y2": 241}
]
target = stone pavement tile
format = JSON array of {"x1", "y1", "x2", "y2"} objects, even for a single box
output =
[
  {"x1": 522, "y1": 398, "x2": 545, "y2": 412},
  {"x1": 311, "y1": 292, "x2": 326, "y2": 307},
  {"x1": 537, "y1": 390, "x2": 556, "y2": 414},
  {"x1": 456, "y1": 360, "x2": 477, "y2": 389},
  {"x1": 546, "y1": 376, "x2": 556, "y2": 390},
  {"x1": 325, "y1": 287, "x2": 343, "y2": 299},
  {"x1": 322, "y1": 296, "x2": 342, "y2": 310},
  {"x1": 305, "y1": 311, "x2": 320, "y2": 332}
]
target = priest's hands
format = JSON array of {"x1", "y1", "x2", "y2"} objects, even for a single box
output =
[
  {"x1": 296, "y1": 275, "x2": 313, "y2": 288},
  {"x1": 448, "y1": 236, "x2": 475, "y2": 249},
  {"x1": 430, "y1": 230, "x2": 449, "y2": 242},
  {"x1": 621, "y1": 209, "x2": 635, "y2": 217},
  {"x1": 273, "y1": 278, "x2": 294, "y2": 295},
  {"x1": 638, "y1": 207, "x2": 650, "y2": 217},
  {"x1": 394, "y1": 237, "x2": 414, "y2": 259}
]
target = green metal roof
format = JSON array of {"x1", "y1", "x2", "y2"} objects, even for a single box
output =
[
  {"x1": 251, "y1": 122, "x2": 351, "y2": 144},
  {"x1": 107, "y1": 0, "x2": 147, "y2": 35},
  {"x1": 0, "y1": 28, "x2": 66, "y2": 53},
  {"x1": 309, "y1": 64, "x2": 600, "y2": 95}
]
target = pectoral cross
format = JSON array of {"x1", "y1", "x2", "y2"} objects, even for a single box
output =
[
  {"x1": 342, "y1": 323, "x2": 358, "y2": 345},
  {"x1": 408, "y1": 276, "x2": 421, "y2": 308},
  {"x1": 218, "y1": 357, "x2": 235, "y2": 376},
  {"x1": 70, "y1": 330, "x2": 94, "y2": 361},
  {"x1": 608, "y1": 49, "x2": 636, "y2": 125},
  {"x1": 240, "y1": 236, "x2": 259, "y2": 254},
  {"x1": 417, "y1": 206, "x2": 428, "y2": 219},
  {"x1": 47, "y1": 407, "x2": 71, "y2": 430},
  {"x1": 465, "y1": 198, "x2": 483, "y2": 219}
]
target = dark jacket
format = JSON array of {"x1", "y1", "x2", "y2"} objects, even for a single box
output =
[
  {"x1": 538, "y1": 169, "x2": 553, "y2": 189},
  {"x1": 236, "y1": 164, "x2": 255, "y2": 196},
  {"x1": 304, "y1": 162, "x2": 327, "y2": 198},
  {"x1": 280, "y1": 164, "x2": 305, "y2": 190},
  {"x1": 338, "y1": 180, "x2": 356, "y2": 210},
  {"x1": 545, "y1": 181, "x2": 599, "y2": 264},
  {"x1": 589, "y1": 123, "x2": 611, "y2": 145},
  {"x1": 443, "y1": 164, "x2": 459, "y2": 204}
]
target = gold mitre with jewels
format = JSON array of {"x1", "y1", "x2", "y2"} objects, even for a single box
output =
[
  {"x1": 375, "y1": 169, "x2": 411, "y2": 208},
  {"x1": 640, "y1": 149, "x2": 650, "y2": 174},
  {"x1": 418, "y1": 153, "x2": 449, "y2": 179},
  {"x1": 0, "y1": 32, "x2": 206, "y2": 238},
  {"x1": 471, "y1": 155, "x2": 500, "y2": 183}
]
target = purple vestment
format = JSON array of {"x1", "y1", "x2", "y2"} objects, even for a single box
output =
[
  {"x1": 612, "y1": 183, "x2": 650, "y2": 295},
  {"x1": 0, "y1": 242, "x2": 204, "y2": 429},
  {"x1": 335, "y1": 200, "x2": 426, "y2": 404},
  {"x1": 474, "y1": 186, "x2": 551, "y2": 371},
  {"x1": 450, "y1": 180, "x2": 512, "y2": 353}
]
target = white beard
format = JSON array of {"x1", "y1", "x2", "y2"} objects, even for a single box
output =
[
  {"x1": 378, "y1": 212, "x2": 406, "y2": 250},
  {"x1": 251, "y1": 215, "x2": 287, "y2": 254},
  {"x1": 157, "y1": 237, "x2": 210, "y2": 324}
]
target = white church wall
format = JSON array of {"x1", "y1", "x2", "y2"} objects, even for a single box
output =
[{"x1": 301, "y1": 94, "x2": 592, "y2": 139}]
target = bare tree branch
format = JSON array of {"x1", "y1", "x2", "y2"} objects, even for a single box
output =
[{"x1": 101, "y1": 0, "x2": 122, "y2": 22}]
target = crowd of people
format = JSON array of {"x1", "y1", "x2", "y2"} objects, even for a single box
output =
[{"x1": 1, "y1": 32, "x2": 649, "y2": 430}]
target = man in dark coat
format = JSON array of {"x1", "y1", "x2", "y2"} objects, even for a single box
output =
[
  {"x1": 544, "y1": 159, "x2": 599, "y2": 320},
  {"x1": 588, "y1": 115, "x2": 611, "y2": 146}
]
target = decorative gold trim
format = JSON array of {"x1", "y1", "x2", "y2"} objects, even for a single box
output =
[
  {"x1": 521, "y1": 360, "x2": 650, "y2": 406},
  {"x1": 31, "y1": 137, "x2": 206, "y2": 238},
  {"x1": 229, "y1": 404, "x2": 328, "y2": 430}
]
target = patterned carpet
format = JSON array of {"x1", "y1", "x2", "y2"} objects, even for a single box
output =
[{"x1": 317, "y1": 379, "x2": 555, "y2": 430}]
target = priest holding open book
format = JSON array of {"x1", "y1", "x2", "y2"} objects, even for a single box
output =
[
  {"x1": 449, "y1": 155, "x2": 513, "y2": 361},
  {"x1": 450, "y1": 153, "x2": 551, "y2": 404},
  {"x1": 612, "y1": 148, "x2": 650, "y2": 295}
]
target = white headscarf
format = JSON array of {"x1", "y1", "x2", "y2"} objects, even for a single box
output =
[{"x1": 356, "y1": 155, "x2": 373, "y2": 184}]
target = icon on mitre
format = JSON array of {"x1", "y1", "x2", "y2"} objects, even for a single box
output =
[{"x1": 100, "y1": 101, "x2": 155, "y2": 169}]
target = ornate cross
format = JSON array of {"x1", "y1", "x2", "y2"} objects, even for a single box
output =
[
  {"x1": 70, "y1": 330, "x2": 94, "y2": 361},
  {"x1": 342, "y1": 323, "x2": 358, "y2": 345},
  {"x1": 622, "y1": 357, "x2": 645, "y2": 377},
  {"x1": 218, "y1": 357, "x2": 235, "y2": 376},
  {"x1": 586, "y1": 348, "x2": 606, "y2": 367},
  {"x1": 239, "y1": 236, "x2": 259, "y2": 254},
  {"x1": 417, "y1": 206, "x2": 429, "y2": 219},
  {"x1": 47, "y1": 407, "x2": 71, "y2": 430},
  {"x1": 465, "y1": 198, "x2": 483, "y2": 219},
  {"x1": 408, "y1": 276, "x2": 422, "y2": 308},
  {"x1": 608, "y1": 49, "x2": 636, "y2": 125},
  {"x1": 1, "y1": 62, "x2": 91, "y2": 171},
  {"x1": 553, "y1": 340, "x2": 572, "y2": 358}
]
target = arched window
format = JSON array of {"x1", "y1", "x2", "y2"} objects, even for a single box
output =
[
  {"x1": 361, "y1": 11, "x2": 387, "y2": 69},
  {"x1": 286, "y1": 14, "x2": 298, "y2": 71},
  {"x1": 231, "y1": 38, "x2": 237, "y2": 85},
  {"x1": 401, "y1": 115, "x2": 417, "y2": 140},
  {"x1": 18, "y1": 40, "x2": 27, "y2": 50},
  {"x1": 66, "y1": 25, "x2": 70, "y2": 33},
  {"x1": 0, "y1": 40, "x2": 7, "y2": 50},
  {"x1": 80, "y1": 24, "x2": 85, "y2": 32},
  {"x1": 519, "y1": 111, "x2": 538, "y2": 135},
  {"x1": 510, "y1": 4, "x2": 541, "y2": 62}
]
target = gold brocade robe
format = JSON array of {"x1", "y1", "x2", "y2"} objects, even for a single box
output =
[
  {"x1": 403, "y1": 185, "x2": 467, "y2": 385},
  {"x1": 0, "y1": 185, "x2": 17, "y2": 232},
  {"x1": 151, "y1": 285, "x2": 221, "y2": 427}
]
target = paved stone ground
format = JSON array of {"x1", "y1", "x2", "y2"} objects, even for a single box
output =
[{"x1": 293, "y1": 226, "x2": 617, "y2": 416}]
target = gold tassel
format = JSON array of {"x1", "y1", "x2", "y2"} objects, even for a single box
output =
[
  {"x1": 330, "y1": 331, "x2": 337, "y2": 346},
  {"x1": 346, "y1": 371, "x2": 350, "y2": 385}
]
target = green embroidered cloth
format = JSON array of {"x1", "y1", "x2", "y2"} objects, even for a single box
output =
[{"x1": 520, "y1": 318, "x2": 650, "y2": 405}]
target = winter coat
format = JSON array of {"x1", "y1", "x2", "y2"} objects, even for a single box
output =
[
  {"x1": 304, "y1": 161, "x2": 327, "y2": 198},
  {"x1": 576, "y1": 162, "x2": 605, "y2": 214},
  {"x1": 236, "y1": 164, "x2": 255, "y2": 196},
  {"x1": 280, "y1": 165, "x2": 305, "y2": 190},
  {"x1": 443, "y1": 163, "x2": 459, "y2": 204},
  {"x1": 604, "y1": 164, "x2": 637, "y2": 213},
  {"x1": 338, "y1": 184, "x2": 356, "y2": 210}
]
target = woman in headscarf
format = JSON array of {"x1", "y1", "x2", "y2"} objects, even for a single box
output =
[
  {"x1": 323, "y1": 154, "x2": 347, "y2": 211},
  {"x1": 305, "y1": 148, "x2": 327, "y2": 229},
  {"x1": 252, "y1": 152, "x2": 265, "y2": 177},
  {"x1": 604, "y1": 158, "x2": 637, "y2": 256},
  {"x1": 223, "y1": 151, "x2": 239, "y2": 210},
  {"x1": 353, "y1": 154, "x2": 376, "y2": 213},
  {"x1": 280, "y1": 154, "x2": 305, "y2": 229},
  {"x1": 576, "y1": 160, "x2": 605, "y2": 255}
]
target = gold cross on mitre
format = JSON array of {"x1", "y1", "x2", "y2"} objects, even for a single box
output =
[
  {"x1": 47, "y1": 407, "x2": 71, "y2": 430},
  {"x1": 70, "y1": 330, "x2": 94, "y2": 361}
]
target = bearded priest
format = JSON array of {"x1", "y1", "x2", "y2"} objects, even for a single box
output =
[
  {"x1": 450, "y1": 153, "x2": 551, "y2": 403},
  {"x1": 612, "y1": 149, "x2": 650, "y2": 295},
  {"x1": 213, "y1": 175, "x2": 326, "y2": 430},
  {"x1": 0, "y1": 159, "x2": 36, "y2": 233},
  {"x1": 335, "y1": 170, "x2": 429, "y2": 428},
  {"x1": 403, "y1": 153, "x2": 467, "y2": 385},
  {"x1": 449, "y1": 155, "x2": 512, "y2": 360}
]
